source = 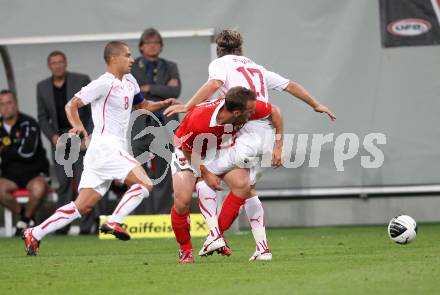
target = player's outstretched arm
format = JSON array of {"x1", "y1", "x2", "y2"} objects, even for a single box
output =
[
  {"x1": 163, "y1": 79, "x2": 223, "y2": 117},
  {"x1": 269, "y1": 105, "x2": 284, "y2": 168},
  {"x1": 136, "y1": 98, "x2": 180, "y2": 112},
  {"x1": 65, "y1": 97, "x2": 88, "y2": 138},
  {"x1": 284, "y1": 81, "x2": 336, "y2": 121}
]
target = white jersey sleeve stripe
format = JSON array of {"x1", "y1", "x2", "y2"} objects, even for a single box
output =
[{"x1": 100, "y1": 84, "x2": 114, "y2": 135}]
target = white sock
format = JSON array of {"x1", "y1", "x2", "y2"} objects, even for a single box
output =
[
  {"x1": 33, "y1": 202, "x2": 81, "y2": 240},
  {"x1": 196, "y1": 181, "x2": 220, "y2": 238},
  {"x1": 107, "y1": 184, "x2": 150, "y2": 224},
  {"x1": 244, "y1": 196, "x2": 270, "y2": 251}
]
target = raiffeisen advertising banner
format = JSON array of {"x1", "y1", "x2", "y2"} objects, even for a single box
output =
[{"x1": 99, "y1": 214, "x2": 209, "y2": 239}]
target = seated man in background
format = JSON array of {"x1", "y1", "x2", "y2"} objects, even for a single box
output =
[{"x1": 0, "y1": 89, "x2": 50, "y2": 235}]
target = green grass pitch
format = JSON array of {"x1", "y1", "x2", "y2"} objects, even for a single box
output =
[{"x1": 1, "y1": 224, "x2": 439, "y2": 295}]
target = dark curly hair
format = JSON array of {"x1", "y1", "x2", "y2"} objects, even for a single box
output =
[{"x1": 224, "y1": 86, "x2": 256, "y2": 112}]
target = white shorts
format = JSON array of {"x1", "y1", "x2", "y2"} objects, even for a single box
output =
[
  {"x1": 78, "y1": 134, "x2": 140, "y2": 196},
  {"x1": 205, "y1": 119, "x2": 275, "y2": 185},
  {"x1": 171, "y1": 148, "x2": 198, "y2": 176}
]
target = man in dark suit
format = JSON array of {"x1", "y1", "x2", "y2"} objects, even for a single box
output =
[
  {"x1": 130, "y1": 28, "x2": 181, "y2": 214},
  {"x1": 36, "y1": 50, "x2": 94, "y2": 234}
]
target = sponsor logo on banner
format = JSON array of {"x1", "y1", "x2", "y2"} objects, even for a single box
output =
[
  {"x1": 387, "y1": 18, "x2": 432, "y2": 36},
  {"x1": 99, "y1": 214, "x2": 208, "y2": 239}
]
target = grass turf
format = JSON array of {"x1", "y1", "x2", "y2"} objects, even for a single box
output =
[{"x1": 0, "y1": 224, "x2": 439, "y2": 295}]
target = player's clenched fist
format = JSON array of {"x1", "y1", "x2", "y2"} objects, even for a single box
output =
[
  {"x1": 69, "y1": 126, "x2": 88, "y2": 139},
  {"x1": 271, "y1": 144, "x2": 283, "y2": 168},
  {"x1": 164, "y1": 98, "x2": 180, "y2": 106}
]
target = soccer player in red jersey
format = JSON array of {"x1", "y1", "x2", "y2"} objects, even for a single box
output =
[
  {"x1": 165, "y1": 30, "x2": 336, "y2": 261},
  {"x1": 170, "y1": 86, "x2": 280, "y2": 263}
]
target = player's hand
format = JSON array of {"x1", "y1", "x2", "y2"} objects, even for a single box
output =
[
  {"x1": 167, "y1": 79, "x2": 179, "y2": 87},
  {"x1": 51, "y1": 134, "x2": 60, "y2": 146},
  {"x1": 140, "y1": 84, "x2": 151, "y2": 93},
  {"x1": 79, "y1": 135, "x2": 90, "y2": 151},
  {"x1": 314, "y1": 104, "x2": 336, "y2": 121},
  {"x1": 163, "y1": 98, "x2": 180, "y2": 107},
  {"x1": 69, "y1": 126, "x2": 88, "y2": 140},
  {"x1": 204, "y1": 174, "x2": 223, "y2": 191},
  {"x1": 272, "y1": 144, "x2": 283, "y2": 168},
  {"x1": 163, "y1": 104, "x2": 189, "y2": 117},
  {"x1": 201, "y1": 167, "x2": 223, "y2": 191}
]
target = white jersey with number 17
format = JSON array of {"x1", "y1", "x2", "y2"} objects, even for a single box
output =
[{"x1": 208, "y1": 54, "x2": 289, "y2": 102}]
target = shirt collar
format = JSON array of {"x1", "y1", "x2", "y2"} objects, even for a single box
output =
[
  {"x1": 105, "y1": 72, "x2": 125, "y2": 83},
  {"x1": 209, "y1": 99, "x2": 225, "y2": 128},
  {"x1": 1, "y1": 113, "x2": 21, "y2": 129},
  {"x1": 142, "y1": 57, "x2": 160, "y2": 67},
  {"x1": 105, "y1": 72, "x2": 116, "y2": 79}
]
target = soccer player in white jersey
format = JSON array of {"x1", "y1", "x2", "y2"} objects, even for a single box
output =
[
  {"x1": 165, "y1": 30, "x2": 336, "y2": 261},
  {"x1": 171, "y1": 87, "x2": 279, "y2": 264},
  {"x1": 22, "y1": 41, "x2": 177, "y2": 256}
]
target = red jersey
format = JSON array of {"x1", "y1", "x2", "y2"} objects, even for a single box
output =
[{"x1": 175, "y1": 98, "x2": 272, "y2": 154}]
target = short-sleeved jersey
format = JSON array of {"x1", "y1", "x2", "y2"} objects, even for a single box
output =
[
  {"x1": 175, "y1": 98, "x2": 272, "y2": 154},
  {"x1": 75, "y1": 72, "x2": 141, "y2": 140},
  {"x1": 208, "y1": 55, "x2": 289, "y2": 102}
]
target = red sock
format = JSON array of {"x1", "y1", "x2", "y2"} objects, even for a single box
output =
[
  {"x1": 171, "y1": 207, "x2": 192, "y2": 251},
  {"x1": 218, "y1": 192, "x2": 246, "y2": 234}
]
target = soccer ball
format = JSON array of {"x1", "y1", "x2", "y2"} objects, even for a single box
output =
[{"x1": 387, "y1": 215, "x2": 417, "y2": 244}]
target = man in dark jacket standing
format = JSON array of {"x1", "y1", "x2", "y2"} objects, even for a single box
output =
[
  {"x1": 130, "y1": 28, "x2": 181, "y2": 214},
  {"x1": 36, "y1": 51, "x2": 94, "y2": 234}
]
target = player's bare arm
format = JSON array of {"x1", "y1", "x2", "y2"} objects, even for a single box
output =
[
  {"x1": 163, "y1": 79, "x2": 223, "y2": 116},
  {"x1": 135, "y1": 98, "x2": 179, "y2": 112},
  {"x1": 269, "y1": 105, "x2": 284, "y2": 168},
  {"x1": 65, "y1": 96, "x2": 88, "y2": 138},
  {"x1": 284, "y1": 81, "x2": 336, "y2": 121}
]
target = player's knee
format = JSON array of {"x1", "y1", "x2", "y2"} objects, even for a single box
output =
[
  {"x1": 231, "y1": 183, "x2": 251, "y2": 199},
  {"x1": 29, "y1": 184, "x2": 48, "y2": 200},
  {"x1": 173, "y1": 193, "x2": 191, "y2": 212},
  {"x1": 232, "y1": 177, "x2": 251, "y2": 192}
]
